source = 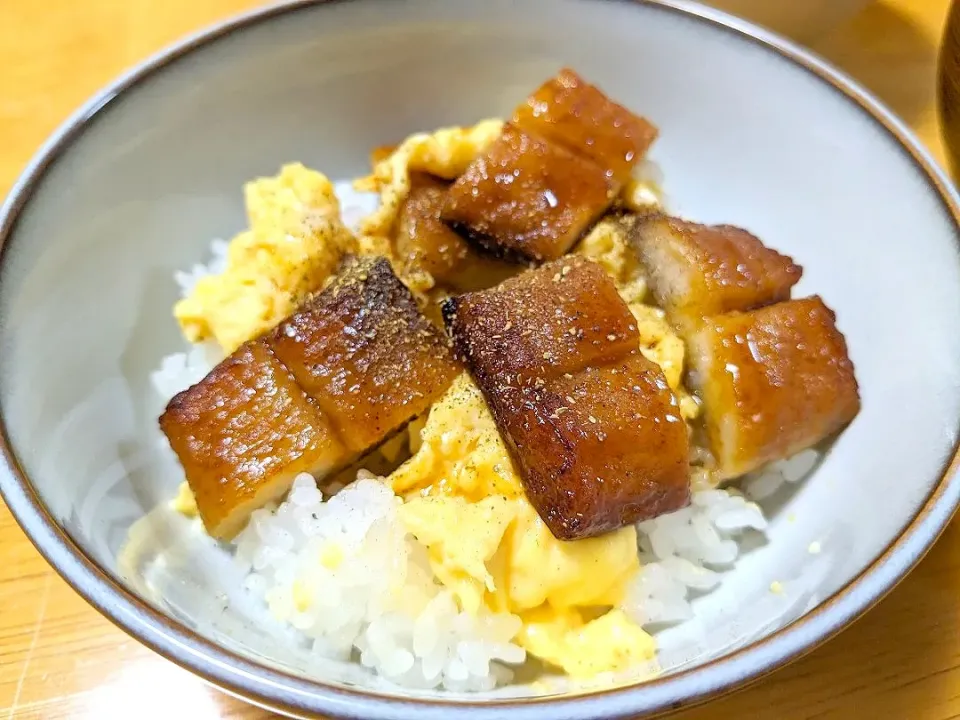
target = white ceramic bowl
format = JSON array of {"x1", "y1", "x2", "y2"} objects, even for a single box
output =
[
  {"x1": 1, "y1": 1, "x2": 959, "y2": 718},
  {"x1": 705, "y1": 0, "x2": 871, "y2": 42}
]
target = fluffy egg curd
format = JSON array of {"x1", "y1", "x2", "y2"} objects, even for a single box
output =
[
  {"x1": 169, "y1": 121, "x2": 695, "y2": 680},
  {"x1": 175, "y1": 163, "x2": 356, "y2": 353}
]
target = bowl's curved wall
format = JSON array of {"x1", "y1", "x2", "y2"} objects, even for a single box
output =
[{"x1": 1, "y1": 0, "x2": 959, "y2": 715}]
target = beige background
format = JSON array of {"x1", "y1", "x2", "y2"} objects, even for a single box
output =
[{"x1": 0, "y1": 0, "x2": 955, "y2": 717}]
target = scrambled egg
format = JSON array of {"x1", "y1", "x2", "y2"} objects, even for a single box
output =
[
  {"x1": 620, "y1": 175, "x2": 663, "y2": 214},
  {"x1": 519, "y1": 607, "x2": 656, "y2": 678},
  {"x1": 576, "y1": 218, "x2": 647, "y2": 304},
  {"x1": 629, "y1": 303, "x2": 699, "y2": 421},
  {"x1": 175, "y1": 163, "x2": 357, "y2": 352},
  {"x1": 171, "y1": 481, "x2": 198, "y2": 517},
  {"x1": 388, "y1": 374, "x2": 653, "y2": 677}
]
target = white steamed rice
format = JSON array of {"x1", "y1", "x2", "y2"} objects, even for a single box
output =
[
  {"x1": 234, "y1": 473, "x2": 525, "y2": 691},
  {"x1": 149, "y1": 181, "x2": 811, "y2": 691}
]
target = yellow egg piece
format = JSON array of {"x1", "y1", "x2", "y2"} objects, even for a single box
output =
[
  {"x1": 171, "y1": 481, "x2": 199, "y2": 517},
  {"x1": 174, "y1": 163, "x2": 357, "y2": 353},
  {"x1": 389, "y1": 373, "x2": 522, "y2": 501},
  {"x1": 575, "y1": 217, "x2": 647, "y2": 304},
  {"x1": 628, "y1": 302, "x2": 700, "y2": 421},
  {"x1": 399, "y1": 494, "x2": 516, "y2": 614},
  {"x1": 628, "y1": 303, "x2": 685, "y2": 390},
  {"x1": 518, "y1": 607, "x2": 657, "y2": 678},
  {"x1": 620, "y1": 176, "x2": 663, "y2": 213},
  {"x1": 504, "y1": 500, "x2": 640, "y2": 612}
]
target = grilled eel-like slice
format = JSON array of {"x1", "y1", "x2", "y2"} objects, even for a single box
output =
[
  {"x1": 161, "y1": 255, "x2": 460, "y2": 539},
  {"x1": 511, "y1": 67, "x2": 658, "y2": 189},
  {"x1": 687, "y1": 296, "x2": 860, "y2": 480},
  {"x1": 444, "y1": 256, "x2": 690, "y2": 540},
  {"x1": 440, "y1": 123, "x2": 614, "y2": 263},
  {"x1": 440, "y1": 70, "x2": 658, "y2": 263},
  {"x1": 395, "y1": 173, "x2": 517, "y2": 291},
  {"x1": 630, "y1": 213, "x2": 802, "y2": 331}
]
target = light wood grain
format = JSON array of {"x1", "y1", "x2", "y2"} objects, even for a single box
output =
[{"x1": 0, "y1": 1, "x2": 954, "y2": 718}]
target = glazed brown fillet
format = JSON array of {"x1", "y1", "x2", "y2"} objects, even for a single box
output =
[
  {"x1": 439, "y1": 70, "x2": 657, "y2": 263},
  {"x1": 440, "y1": 123, "x2": 613, "y2": 263},
  {"x1": 396, "y1": 174, "x2": 517, "y2": 291},
  {"x1": 268, "y1": 255, "x2": 460, "y2": 452},
  {"x1": 688, "y1": 296, "x2": 860, "y2": 480},
  {"x1": 160, "y1": 255, "x2": 460, "y2": 539},
  {"x1": 630, "y1": 214, "x2": 802, "y2": 329},
  {"x1": 444, "y1": 256, "x2": 690, "y2": 540},
  {"x1": 443, "y1": 255, "x2": 638, "y2": 386},
  {"x1": 511, "y1": 67, "x2": 658, "y2": 188},
  {"x1": 160, "y1": 341, "x2": 346, "y2": 540}
]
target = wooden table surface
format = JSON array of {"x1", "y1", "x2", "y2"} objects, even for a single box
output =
[{"x1": 0, "y1": 0, "x2": 955, "y2": 718}]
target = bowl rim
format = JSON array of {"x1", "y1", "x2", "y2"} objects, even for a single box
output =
[{"x1": 1, "y1": 0, "x2": 959, "y2": 718}]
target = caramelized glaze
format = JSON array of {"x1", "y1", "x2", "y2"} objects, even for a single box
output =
[
  {"x1": 445, "y1": 258, "x2": 691, "y2": 540},
  {"x1": 440, "y1": 124, "x2": 613, "y2": 262},
  {"x1": 688, "y1": 296, "x2": 860, "y2": 479},
  {"x1": 396, "y1": 175, "x2": 517, "y2": 291},
  {"x1": 269, "y1": 255, "x2": 461, "y2": 452},
  {"x1": 160, "y1": 341, "x2": 347, "y2": 539},
  {"x1": 631, "y1": 214, "x2": 802, "y2": 328},
  {"x1": 443, "y1": 256, "x2": 639, "y2": 385},
  {"x1": 511, "y1": 67, "x2": 658, "y2": 188},
  {"x1": 496, "y1": 353, "x2": 690, "y2": 539}
]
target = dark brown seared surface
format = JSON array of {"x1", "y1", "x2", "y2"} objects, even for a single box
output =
[
  {"x1": 445, "y1": 258, "x2": 691, "y2": 540},
  {"x1": 688, "y1": 296, "x2": 860, "y2": 479},
  {"x1": 495, "y1": 353, "x2": 690, "y2": 539},
  {"x1": 396, "y1": 175, "x2": 518, "y2": 291},
  {"x1": 511, "y1": 68, "x2": 658, "y2": 188},
  {"x1": 440, "y1": 123, "x2": 613, "y2": 263},
  {"x1": 443, "y1": 256, "x2": 639, "y2": 386},
  {"x1": 268, "y1": 255, "x2": 460, "y2": 452},
  {"x1": 160, "y1": 341, "x2": 347, "y2": 539},
  {"x1": 631, "y1": 214, "x2": 802, "y2": 328}
]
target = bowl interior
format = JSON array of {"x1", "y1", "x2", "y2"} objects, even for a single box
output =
[{"x1": 2, "y1": 0, "x2": 959, "y2": 709}]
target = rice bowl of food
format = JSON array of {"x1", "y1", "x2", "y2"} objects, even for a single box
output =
[{"x1": 1, "y1": 1, "x2": 959, "y2": 718}]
